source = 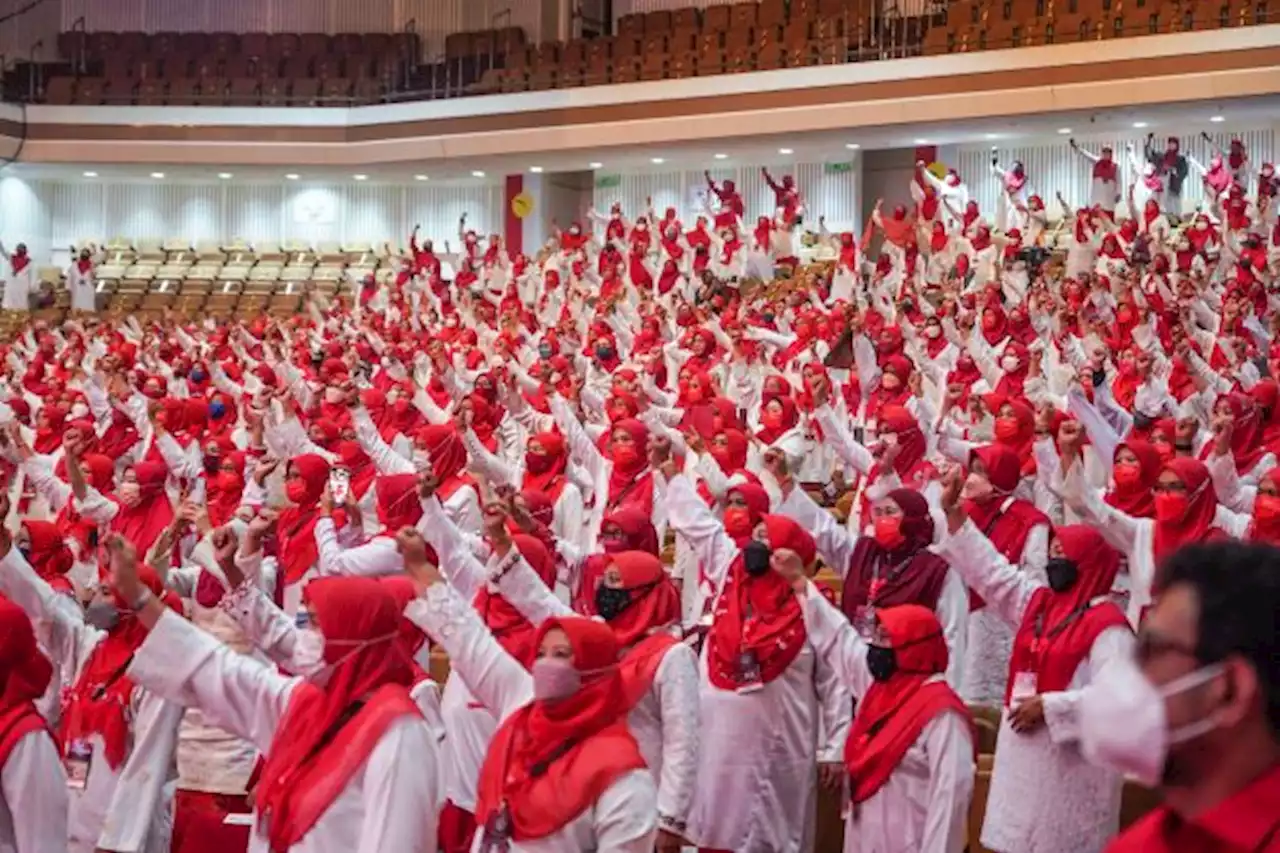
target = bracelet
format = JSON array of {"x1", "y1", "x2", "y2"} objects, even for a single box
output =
[{"x1": 128, "y1": 587, "x2": 155, "y2": 612}]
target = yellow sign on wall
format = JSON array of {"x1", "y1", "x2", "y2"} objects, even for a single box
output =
[{"x1": 511, "y1": 192, "x2": 534, "y2": 219}]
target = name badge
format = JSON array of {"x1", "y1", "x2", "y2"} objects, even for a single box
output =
[
  {"x1": 852, "y1": 604, "x2": 878, "y2": 638},
  {"x1": 735, "y1": 650, "x2": 764, "y2": 694},
  {"x1": 65, "y1": 738, "x2": 92, "y2": 790},
  {"x1": 1011, "y1": 671, "x2": 1038, "y2": 704},
  {"x1": 478, "y1": 801, "x2": 513, "y2": 853}
]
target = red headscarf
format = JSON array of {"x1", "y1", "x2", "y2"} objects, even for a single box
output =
[
  {"x1": 756, "y1": 394, "x2": 800, "y2": 445},
  {"x1": 844, "y1": 604, "x2": 974, "y2": 803},
  {"x1": 991, "y1": 398, "x2": 1037, "y2": 477},
  {"x1": 416, "y1": 424, "x2": 475, "y2": 501},
  {"x1": 110, "y1": 461, "x2": 175, "y2": 555},
  {"x1": 375, "y1": 473, "x2": 422, "y2": 533},
  {"x1": 275, "y1": 454, "x2": 331, "y2": 584},
  {"x1": 475, "y1": 535, "x2": 558, "y2": 668},
  {"x1": 576, "y1": 507, "x2": 660, "y2": 615},
  {"x1": 605, "y1": 419, "x2": 653, "y2": 515},
  {"x1": 965, "y1": 446, "x2": 1050, "y2": 607},
  {"x1": 1152, "y1": 458, "x2": 1226, "y2": 561},
  {"x1": 474, "y1": 617, "x2": 646, "y2": 840},
  {"x1": 708, "y1": 429, "x2": 750, "y2": 475},
  {"x1": 707, "y1": 516, "x2": 816, "y2": 690},
  {"x1": 600, "y1": 551, "x2": 681, "y2": 649},
  {"x1": 523, "y1": 431, "x2": 569, "y2": 501},
  {"x1": 0, "y1": 597, "x2": 54, "y2": 767},
  {"x1": 33, "y1": 405, "x2": 67, "y2": 454},
  {"x1": 20, "y1": 520, "x2": 73, "y2": 586},
  {"x1": 206, "y1": 450, "x2": 246, "y2": 529},
  {"x1": 255, "y1": 577, "x2": 420, "y2": 851},
  {"x1": 1106, "y1": 440, "x2": 1162, "y2": 519},
  {"x1": 1200, "y1": 393, "x2": 1268, "y2": 475},
  {"x1": 59, "y1": 565, "x2": 178, "y2": 770}
]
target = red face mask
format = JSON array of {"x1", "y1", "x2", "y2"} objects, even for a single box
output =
[
  {"x1": 761, "y1": 408, "x2": 786, "y2": 430},
  {"x1": 723, "y1": 507, "x2": 754, "y2": 540},
  {"x1": 525, "y1": 451, "x2": 554, "y2": 474},
  {"x1": 286, "y1": 480, "x2": 312, "y2": 505},
  {"x1": 994, "y1": 416, "x2": 1021, "y2": 442},
  {"x1": 1154, "y1": 491, "x2": 1188, "y2": 523},
  {"x1": 1253, "y1": 493, "x2": 1280, "y2": 528},
  {"x1": 1112, "y1": 462, "x2": 1143, "y2": 490},
  {"x1": 611, "y1": 443, "x2": 642, "y2": 468},
  {"x1": 1153, "y1": 441, "x2": 1175, "y2": 463},
  {"x1": 872, "y1": 515, "x2": 906, "y2": 550}
]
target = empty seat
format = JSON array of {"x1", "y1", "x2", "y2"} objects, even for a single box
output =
[
  {"x1": 261, "y1": 78, "x2": 289, "y2": 107},
  {"x1": 45, "y1": 76, "x2": 75, "y2": 105}
]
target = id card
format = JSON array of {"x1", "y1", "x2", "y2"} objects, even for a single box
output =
[
  {"x1": 852, "y1": 604, "x2": 878, "y2": 638},
  {"x1": 735, "y1": 650, "x2": 764, "y2": 694},
  {"x1": 1011, "y1": 671, "x2": 1038, "y2": 703},
  {"x1": 478, "y1": 801, "x2": 513, "y2": 853},
  {"x1": 65, "y1": 738, "x2": 92, "y2": 790}
]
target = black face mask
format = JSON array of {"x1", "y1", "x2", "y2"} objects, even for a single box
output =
[
  {"x1": 595, "y1": 585, "x2": 634, "y2": 622},
  {"x1": 1131, "y1": 411, "x2": 1154, "y2": 431},
  {"x1": 742, "y1": 541, "x2": 772, "y2": 577},
  {"x1": 866, "y1": 644, "x2": 897, "y2": 682},
  {"x1": 1045, "y1": 557, "x2": 1079, "y2": 593},
  {"x1": 1174, "y1": 441, "x2": 1194, "y2": 454}
]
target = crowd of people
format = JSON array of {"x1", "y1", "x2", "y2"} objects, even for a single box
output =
[{"x1": 0, "y1": 130, "x2": 1276, "y2": 853}]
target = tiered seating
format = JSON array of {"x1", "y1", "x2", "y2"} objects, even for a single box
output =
[
  {"x1": 38, "y1": 236, "x2": 408, "y2": 321},
  {"x1": 924, "y1": 0, "x2": 1278, "y2": 53},
  {"x1": 46, "y1": 29, "x2": 423, "y2": 106}
]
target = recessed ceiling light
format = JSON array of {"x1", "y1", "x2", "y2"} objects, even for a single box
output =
[
  {"x1": 1057, "y1": 127, "x2": 1072, "y2": 134},
  {"x1": 1132, "y1": 121, "x2": 1148, "y2": 129},
  {"x1": 778, "y1": 147, "x2": 793, "y2": 155},
  {"x1": 285, "y1": 173, "x2": 299, "y2": 180},
  {"x1": 1209, "y1": 115, "x2": 1225, "y2": 123},
  {"x1": 845, "y1": 143, "x2": 860, "y2": 150},
  {"x1": 650, "y1": 157, "x2": 665, "y2": 165},
  {"x1": 914, "y1": 138, "x2": 928, "y2": 145},
  {"x1": 984, "y1": 133, "x2": 999, "y2": 140},
  {"x1": 83, "y1": 171, "x2": 98, "y2": 178},
  {"x1": 714, "y1": 153, "x2": 728, "y2": 160},
  {"x1": 352, "y1": 174, "x2": 368, "y2": 181},
  {"x1": 414, "y1": 174, "x2": 429, "y2": 181},
  {"x1": 217, "y1": 172, "x2": 233, "y2": 179},
  {"x1": 150, "y1": 172, "x2": 165, "y2": 179},
  {"x1": 529, "y1": 166, "x2": 543, "y2": 173},
  {"x1": 589, "y1": 162, "x2": 603, "y2": 169},
  {"x1": 472, "y1": 171, "x2": 486, "y2": 178}
]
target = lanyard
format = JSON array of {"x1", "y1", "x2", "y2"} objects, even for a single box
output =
[{"x1": 1031, "y1": 603, "x2": 1091, "y2": 656}]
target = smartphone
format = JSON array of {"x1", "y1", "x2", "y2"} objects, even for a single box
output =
[{"x1": 330, "y1": 468, "x2": 350, "y2": 505}]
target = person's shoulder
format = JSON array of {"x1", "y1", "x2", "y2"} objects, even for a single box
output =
[{"x1": 1102, "y1": 809, "x2": 1166, "y2": 853}]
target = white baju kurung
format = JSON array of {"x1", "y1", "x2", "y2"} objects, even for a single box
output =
[
  {"x1": 3, "y1": 260, "x2": 33, "y2": 312},
  {"x1": 935, "y1": 519, "x2": 1133, "y2": 853},
  {"x1": 0, "y1": 548, "x2": 182, "y2": 853},
  {"x1": 405, "y1": 580, "x2": 659, "y2": 852},
  {"x1": 127, "y1": 607, "x2": 439, "y2": 853},
  {"x1": 66, "y1": 262, "x2": 96, "y2": 313},
  {"x1": 799, "y1": 581, "x2": 974, "y2": 853},
  {"x1": 0, "y1": 730, "x2": 69, "y2": 853}
]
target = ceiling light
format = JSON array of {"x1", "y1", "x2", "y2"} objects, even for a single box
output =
[
  {"x1": 1057, "y1": 127, "x2": 1072, "y2": 134},
  {"x1": 778, "y1": 147, "x2": 793, "y2": 155},
  {"x1": 82, "y1": 171, "x2": 98, "y2": 178},
  {"x1": 650, "y1": 157, "x2": 665, "y2": 165},
  {"x1": 1132, "y1": 121, "x2": 1148, "y2": 129},
  {"x1": 529, "y1": 166, "x2": 543, "y2": 173},
  {"x1": 845, "y1": 143, "x2": 860, "y2": 150},
  {"x1": 285, "y1": 173, "x2": 299, "y2": 180},
  {"x1": 471, "y1": 171, "x2": 486, "y2": 178},
  {"x1": 217, "y1": 172, "x2": 233, "y2": 179},
  {"x1": 1210, "y1": 115, "x2": 1225, "y2": 123},
  {"x1": 589, "y1": 162, "x2": 603, "y2": 169},
  {"x1": 714, "y1": 153, "x2": 728, "y2": 160},
  {"x1": 352, "y1": 174, "x2": 368, "y2": 181},
  {"x1": 414, "y1": 174, "x2": 429, "y2": 181},
  {"x1": 984, "y1": 133, "x2": 999, "y2": 140},
  {"x1": 150, "y1": 172, "x2": 165, "y2": 179},
  {"x1": 914, "y1": 138, "x2": 928, "y2": 145}
]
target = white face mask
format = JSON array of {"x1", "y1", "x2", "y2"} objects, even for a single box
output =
[
  {"x1": 323, "y1": 386, "x2": 344, "y2": 404},
  {"x1": 1196, "y1": 220, "x2": 1209, "y2": 231},
  {"x1": 1080, "y1": 654, "x2": 1225, "y2": 787},
  {"x1": 118, "y1": 482, "x2": 141, "y2": 507},
  {"x1": 1001, "y1": 355, "x2": 1021, "y2": 372},
  {"x1": 925, "y1": 326, "x2": 942, "y2": 339},
  {"x1": 70, "y1": 402, "x2": 89, "y2": 419},
  {"x1": 961, "y1": 472, "x2": 993, "y2": 502},
  {"x1": 294, "y1": 627, "x2": 328, "y2": 680}
]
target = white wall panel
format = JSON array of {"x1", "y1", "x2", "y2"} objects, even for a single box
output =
[
  {"x1": 0, "y1": 177, "x2": 505, "y2": 262},
  {"x1": 957, "y1": 126, "x2": 1277, "y2": 220},
  {"x1": 593, "y1": 160, "x2": 862, "y2": 236},
  {"x1": 330, "y1": 0, "x2": 396, "y2": 34},
  {"x1": 613, "y1": 0, "x2": 736, "y2": 17}
]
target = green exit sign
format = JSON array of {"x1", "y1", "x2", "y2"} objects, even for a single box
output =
[
  {"x1": 824, "y1": 162, "x2": 854, "y2": 174},
  {"x1": 595, "y1": 174, "x2": 622, "y2": 189}
]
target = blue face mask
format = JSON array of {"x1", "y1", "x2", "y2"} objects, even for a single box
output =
[
  {"x1": 190, "y1": 368, "x2": 207, "y2": 383},
  {"x1": 596, "y1": 346, "x2": 615, "y2": 362},
  {"x1": 208, "y1": 400, "x2": 226, "y2": 419},
  {"x1": 538, "y1": 344, "x2": 554, "y2": 359}
]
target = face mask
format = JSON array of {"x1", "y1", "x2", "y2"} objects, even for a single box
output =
[
  {"x1": 532, "y1": 657, "x2": 581, "y2": 701},
  {"x1": 611, "y1": 444, "x2": 641, "y2": 469},
  {"x1": 70, "y1": 402, "x2": 89, "y2": 419},
  {"x1": 323, "y1": 386, "x2": 345, "y2": 404},
  {"x1": 525, "y1": 451, "x2": 554, "y2": 474},
  {"x1": 209, "y1": 400, "x2": 227, "y2": 420},
  {"x1": 203, "y1": 456, "x2": 221, "y2": 475},
  {"x1": 962, "y1": 472, "x2": 993, "y2": 502},
  {"x1": 594, "y1": 585, "x2": 634, "y2": 622},
  {"x1": 1113, "y1": 462, "x2": 1143, "y2": 489},
  {"x1": 1045, "y1": 557, "x2": 1078, "y2": 593},
  {"x1": 723, "y1": 507, "x2": 754, "y2": 540},
  {"x1": 761, "y1": 409, "x2": 785, "y2": 430},
  {"x1": 925, "y1": 325, "x2": 942, "y2": 339},
  {"x1": 286, "y1": 480, "x2": 313, "y2": 504},
  {"x1": 85, "y1": 600, "x2": 121, "y2": 632},
  {"x1": 190, "y1": 368, "x2": 207, "y2": 384},
  {"x1": 293, "y1": 627, "x2": 328, "y2": 678},
  {"x1": 1154, "y1": 491, "x2": 1189, "y2": 523},
  {"x1": 1080, "y1": 654, "x2": 1225, "y2": 787},
  {"x1": 1001, "y1": 355, "x2": 1021, "y2": 372},
  {"x1": 595, "y1": 346, "x2": 615, "y2": 363},
  {"x1": 872, "y1": 515, "x2": 906, "y2": 550},
  {"x1": 866, "y1": 644, "x2": 896, "y2": 682},
  {"x1": 742, "y1": 540, "x2": 772, "y2": 577},
  {"x1": 994, "y1": 416, "x2": 1021, "y2": 441},
  {"x1": 117, "y1": 482, "x2": 141, "y2": 507},
  {"x1": 538, "y1": 344, "x2": 554, "y2": 359}
]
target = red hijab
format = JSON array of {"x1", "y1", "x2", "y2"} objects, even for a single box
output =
[
  {"x1": 600, "y1": 551, "x2": 681, "y2": 649},
  {"x1": 206, "y1": 450, "x2": 246, "y2": 529},
  {"x1": 1152, "y1": 458, "x2": 1226, "y2": 561},
  {"x1": 475, "y1": 535, "x2": 558, "y2": 668},
  {"x1": 576, "y1": 507, "x2": 660, "y2": 615},
  {"x1": 374, "y1": 473, "x2": 422, "y2": 533},
  {"x1": 255, "y1": 577, "x2": 419, "y2": 851},
  {"x1": 110, "y1": 461, "x2": 175, "y2": 555},
  {"x1": 1005, "y1": 526, "x2": 1129, "y2": 705},
  {"x1": 0, "y1": 596, "x2": 54, "y2": 767},
  {"x1": 605, "y1": 419, "x2": 653, "y2": 514},
  {"x1": 707, "y1": 516, "x2": 816, "y2": 691},
  {"x1": 523, "y1": 431, "x2": 569, "y2": 501},
  {"x1": 1200, "y1": 393, "x2": 1268, "y2": 475},
  {"x1": 33, "y1": 405, "x2": 67, "y2": 454},
  {"x1": 756, "y1": 394, "x2": 800, "y2": 445},
  {"x1": 275, "y1": 454, "x2": 331, "y2": 584},
  {"x1": 474, "y1": 617, "x2": 646, "y2": 840},
  {"x1": 845, "y1": 604, "x2": 974, "y2": 803},
  {"x1": 1106, "y1": 440, "x2": 1162, "y2": 519},
  {"x1": 20, "y1": 520, "x2": 73, "y2": 587},
  {"x1": 417, "y1": 424, "x2": 475, "y2": 501},
  {"x1": 965, "y1": 446, "x2": 1050, "y2": 606}
]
